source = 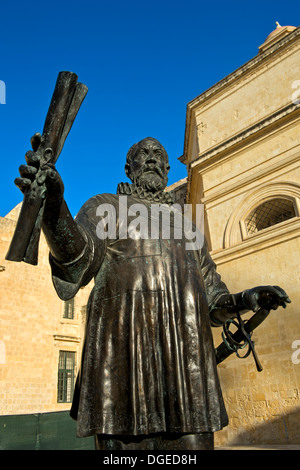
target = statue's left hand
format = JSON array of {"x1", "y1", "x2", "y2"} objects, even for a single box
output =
[{"x1": 242, "y1": 286, "x2": 291, "y2": 313}]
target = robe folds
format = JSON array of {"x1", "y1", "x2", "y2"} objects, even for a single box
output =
[{"x1": 50, "y1": 193, "x2": 230, "y2": 438}]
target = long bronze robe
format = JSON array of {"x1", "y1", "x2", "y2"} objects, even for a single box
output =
[{"x1": 50, "y1": 192, "x2": 230, "y2": 438}]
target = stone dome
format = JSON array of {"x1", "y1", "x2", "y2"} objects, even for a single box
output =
[{"x1": 259, "y1": 22, "x2": 297, "y2": 52}]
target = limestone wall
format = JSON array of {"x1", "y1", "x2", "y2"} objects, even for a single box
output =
[
  {"x1": 185, "y1": 26, "x2": 300, "y2": 445},
  {"x1": 0, "y1": 204, "x2": 92, "y2": 415}
]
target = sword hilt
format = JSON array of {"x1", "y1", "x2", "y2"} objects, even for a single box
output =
[
  {"x1": 235, "y1": 311, "x2": 263, "y2": 372},
  {"x1": 216, "y1": 308, "x2": 270, "y2": 372}
]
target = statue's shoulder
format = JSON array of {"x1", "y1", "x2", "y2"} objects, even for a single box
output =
[
  {"x1": 90, "y1": 193, "x2": 119, "y2": 204},
  {"x1": 75, "y1": 193, "x2": 119, "y2": 221}
]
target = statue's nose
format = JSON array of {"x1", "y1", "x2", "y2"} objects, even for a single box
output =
[{"x1": 146, "y1": 155, "x2": 157, "y2": 165}]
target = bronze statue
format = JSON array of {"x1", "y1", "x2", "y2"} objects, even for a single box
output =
[{"x1": 9, "y1": 75, "x2": 291, "y2": 451}]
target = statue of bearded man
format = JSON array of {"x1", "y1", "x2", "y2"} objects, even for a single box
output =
[{"x1": 15, "y1": 135, "x2": 290, "y2": 450}]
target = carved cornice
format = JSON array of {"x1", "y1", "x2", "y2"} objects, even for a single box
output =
[
  {"x1": 182, "y1": 26, "x2": 300, "y2": 164},
  {"x1": 200, "y1": 149, "x2": 300, "y2": 208},
  {"x1": 53, "y1": 334, "x2": 80, "y2": 343},
  {"x1": 188, "y1": 28, "x2": 300, "y2": 111},
  {"x1": 190, "y1": 103, "x2": 300, "y2": 169},
  {"x1": 185, "y1": 103, "x2": 300, "y2": 206},
  {"x1": 211, "y1": 217, "x2": 300, "y2": 266}
]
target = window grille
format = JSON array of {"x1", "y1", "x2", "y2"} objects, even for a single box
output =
[
  {"x1": 63, "y1": 299, "x2": 75, "y2": 319},
  {"x1": 245, "y1": 198, "x2": 296, "y2": 235},
  {"x1": 57, "y1": 351, "x2": 75, "y2": 403}
]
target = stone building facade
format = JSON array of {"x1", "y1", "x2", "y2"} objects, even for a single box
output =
[
  {"x1": 181, "y1": 23, "x2": 300, "y2": 445},
  {"x1": 0, "y1": 204, "x2": 92, "y2": 416},
  {"x1": 1, "y1": 23, "x2": 299, "y2": 448}
]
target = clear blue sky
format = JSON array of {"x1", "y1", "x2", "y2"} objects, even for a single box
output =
[{"x1": 1, "y1": 0, "x2": 299, "y2": 216}]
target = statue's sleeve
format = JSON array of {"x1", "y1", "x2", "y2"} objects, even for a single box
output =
[
  {"x1": 199, "y1": 239, "x2": 230, "y2": 323},
  {"x1": 49, "y1": 195, "x2": 107, "y2": 300}
]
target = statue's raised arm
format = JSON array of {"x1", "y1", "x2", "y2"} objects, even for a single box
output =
[
  {"x1": 6, "y1": 71, "x2": 88, "y2": 265},
  {"x1": 13, "y1": 138, "x2": 86, "y2": 266}
]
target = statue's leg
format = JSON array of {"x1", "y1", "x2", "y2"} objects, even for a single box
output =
[
  {"x1": 94, "y1": 434, "x2": 158, "y2": 450},
  {"x1": 95, "y1": 433, "x2": 214, "y2": 450},
  {"x1": 159, "y1": 432, "x2": 214, "y2": 450}
]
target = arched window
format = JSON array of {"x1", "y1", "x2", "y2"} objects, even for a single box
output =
[
  {"x1": 223, "y1": 182, "x2": 300, "y2": 248},
  {"x1": 245, "y1": 198, "x2": 297, "y2": 235}
]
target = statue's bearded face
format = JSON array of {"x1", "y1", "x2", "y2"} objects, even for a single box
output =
[{"x1": 126, "y1": 138, "x2": 170, "y2": 192}]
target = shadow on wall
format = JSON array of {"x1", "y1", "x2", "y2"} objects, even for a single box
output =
[{"x1": 228, "y1": 407, "x2": 300, "y2": 446}]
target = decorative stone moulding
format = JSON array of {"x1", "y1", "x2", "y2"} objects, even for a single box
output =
[{"x1": 223, "y1": 181, "x2": 300, "y2": 249}]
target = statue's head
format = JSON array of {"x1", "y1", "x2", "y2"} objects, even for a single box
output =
[{"x1": 125, "y1": 137, "x2": 170, "y2": 192}]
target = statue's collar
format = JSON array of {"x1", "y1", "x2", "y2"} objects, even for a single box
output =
[{"x1": 117, "y1": 182, "x2": 175, "y2": 205}]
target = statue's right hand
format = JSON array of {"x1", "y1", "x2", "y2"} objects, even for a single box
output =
[
  {"x1": 14, "y1": 134, "x2": 64, "y2": 204},
  {"x1": 14, "y1": 150, "x2": 40, "y2": 194}
]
